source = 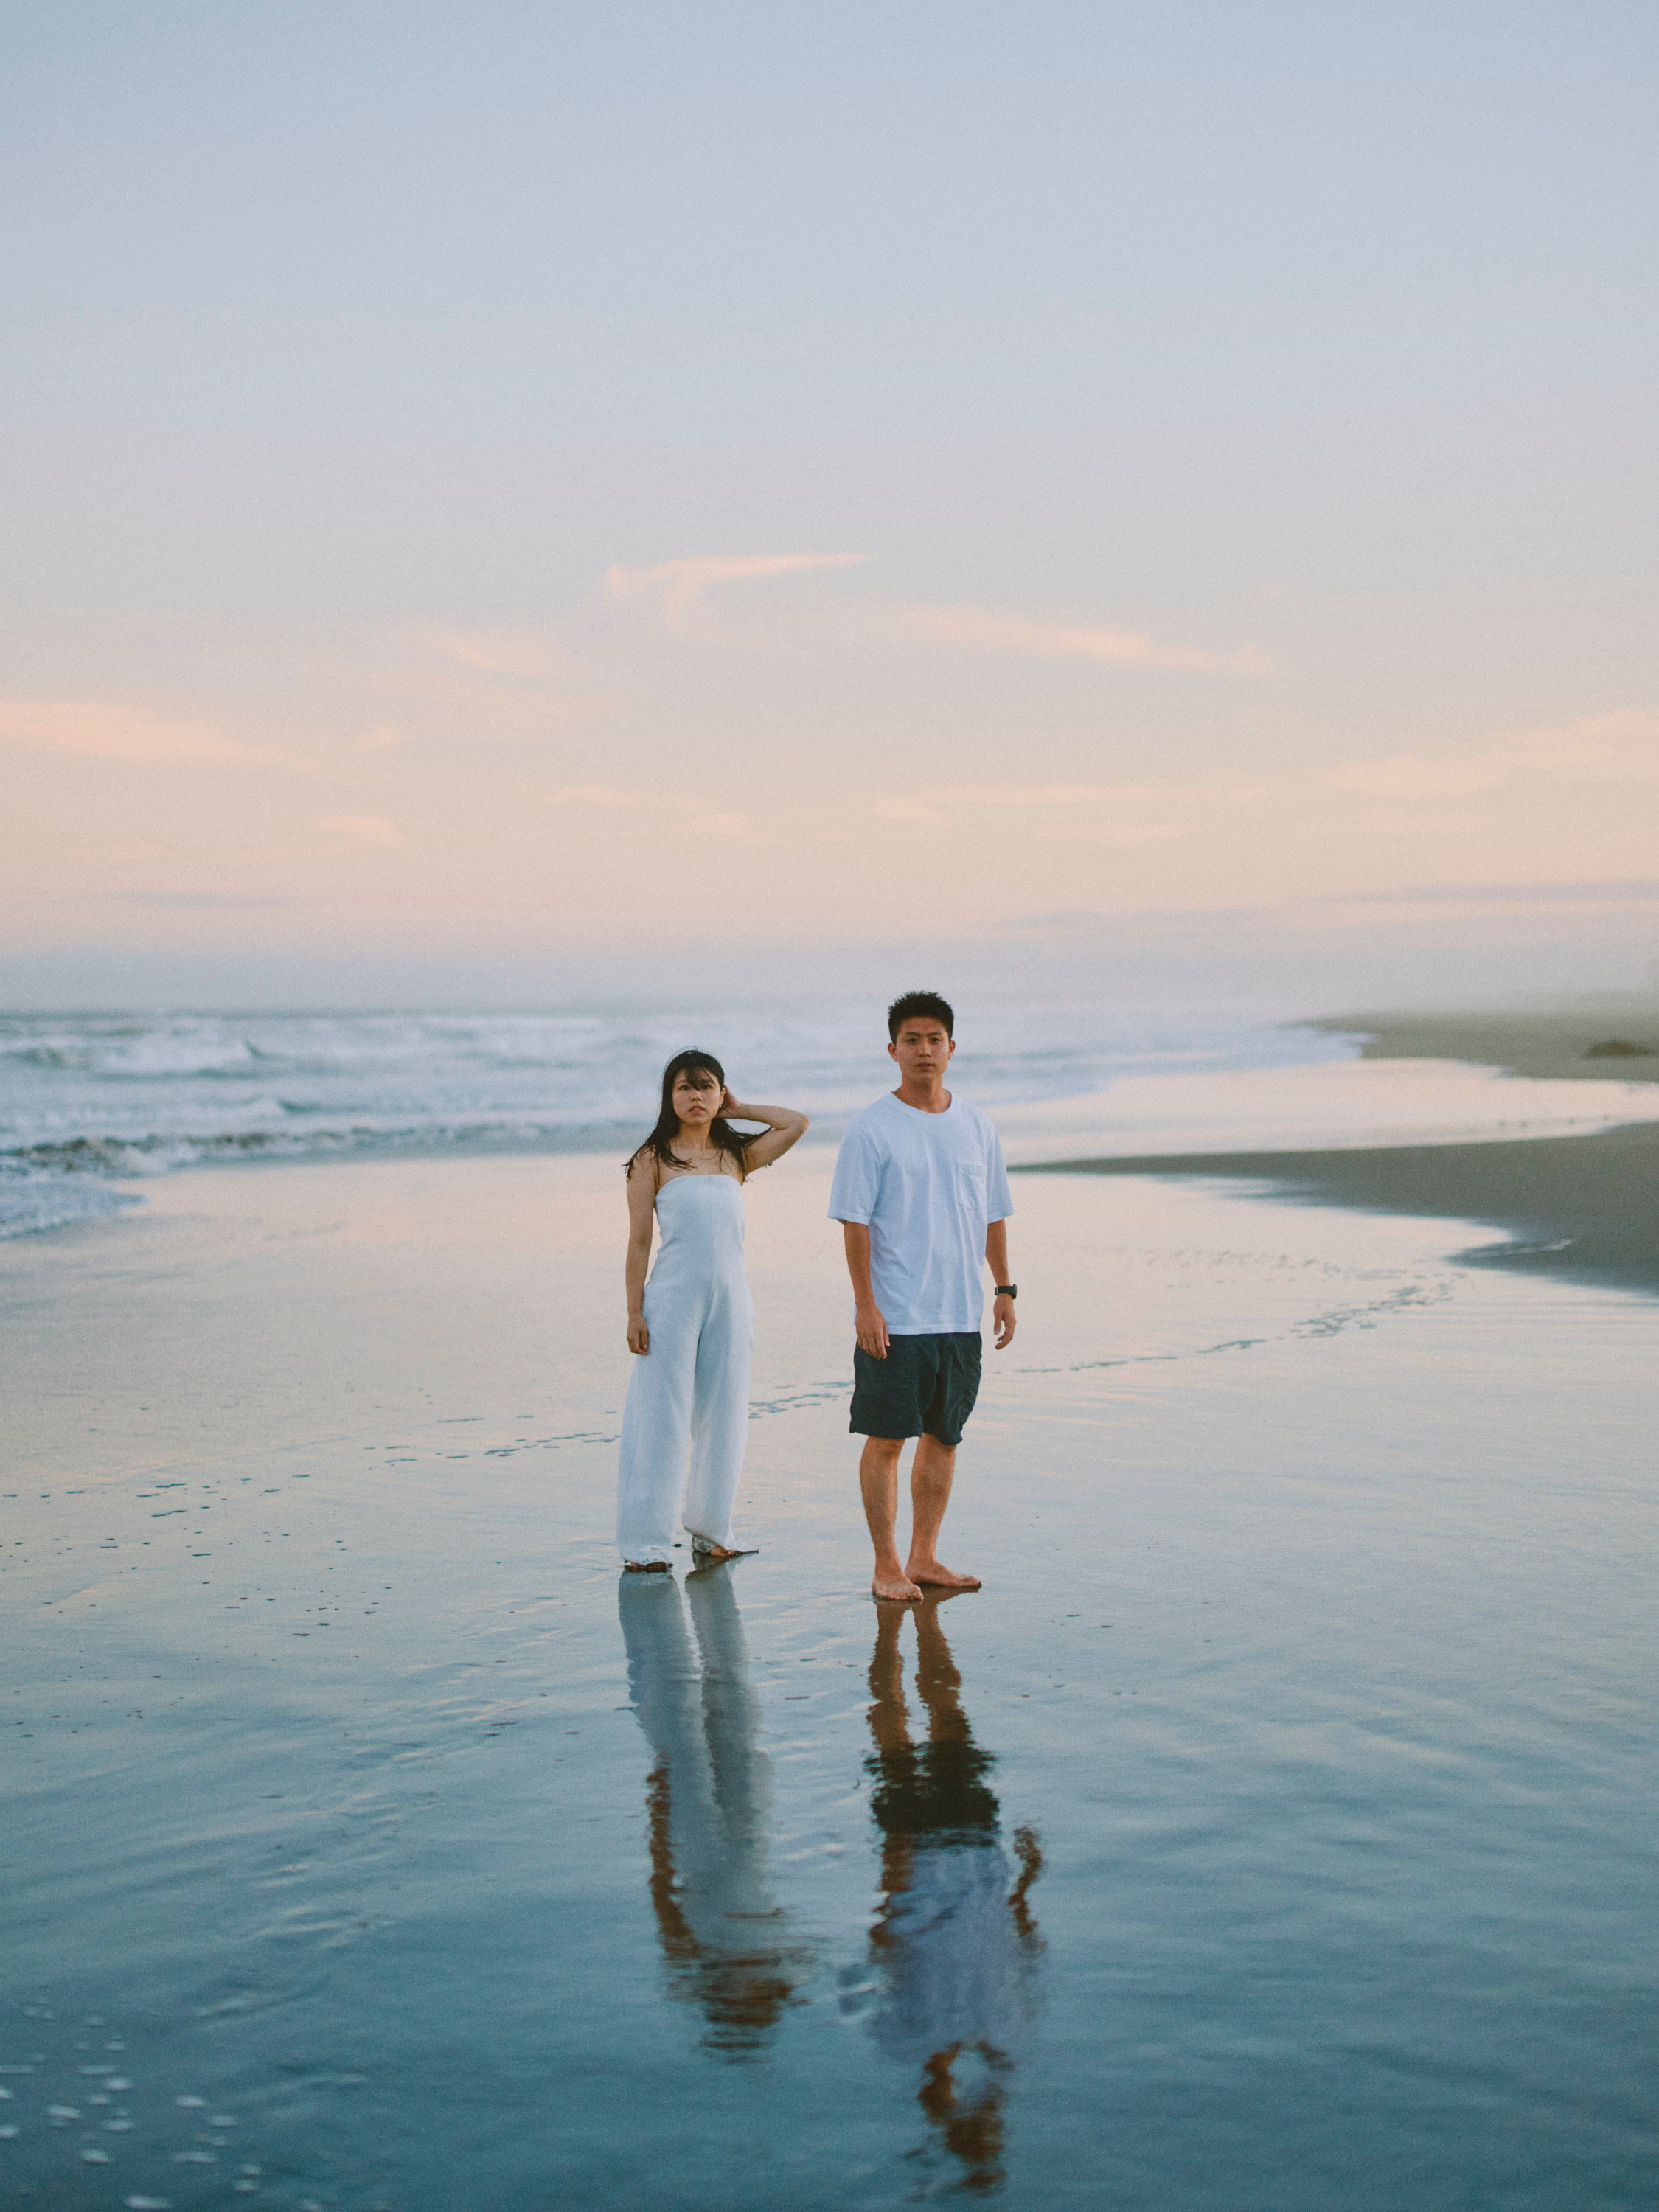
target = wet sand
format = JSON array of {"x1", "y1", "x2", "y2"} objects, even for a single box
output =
[
  {"x1": 1310, "y1": 999, "x2": 1659, "y2": 1085},
  {"x1": 1021, "y1": 1117, "x2": 1659, "y2": 1293},
  {"x1": 5, "y1": 1144, "x2": 1659, "y2": 2208},
  {"x1": 1024, "y1": 996, "x2": 1659, "y2": 1295}
]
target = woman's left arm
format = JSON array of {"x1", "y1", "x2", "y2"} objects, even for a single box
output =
[{"x1": 723, "y1": 1095, "x2": 810, "y2": 1170}]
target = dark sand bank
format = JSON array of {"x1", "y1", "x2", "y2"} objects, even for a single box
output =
[
  {"x1": 1310, "y1": 1002, "x2": 1659, "y2": 1084},
  {"x1": 1019, "y1": 1119, "x2": 1659, "y2": 1293}
]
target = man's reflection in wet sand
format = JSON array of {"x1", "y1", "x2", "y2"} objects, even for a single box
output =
[
  {"x1": 850, "y1": 1595, "x2": 1043, "y2": 2195},
  {"x1": 618, "y1": 1562, "x2": 810, "y2": 2060}
]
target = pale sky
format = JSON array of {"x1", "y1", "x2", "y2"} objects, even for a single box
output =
[{"x1": 2, "y1": 2, "x2": 1657, "y2": 1004}]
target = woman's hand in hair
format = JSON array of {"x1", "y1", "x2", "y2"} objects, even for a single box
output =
[{"x1": 720, "y1": 1096, "x2": 810, "y2": 1169}]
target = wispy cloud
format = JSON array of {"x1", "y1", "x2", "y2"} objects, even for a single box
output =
[
  {"x1": 1326, "y1": 711, "x2": 1659, "y2": 802},
  {"x1": 366, "y1": 669, "x2": 619, "y2": 740},
  {"x1": 885, "y1": 605, "x2": 1267, "y2": 673},
  {"x1": 431, "y1": 629, "x2": 574, "y2": 681},
  {"x1": 1046, "y1": 821, "x2": 1192, "y2": 844},
  {"x1": 317, "y1": 815, "x2": 406, "y2": 847},
  {"x1": 1287, "y1": 880, "x2": 1659, "y2": 930},
  {"x1": 601, "y1": 563, "x2": 1262, "y2": 672},
  {"x1": 370, "y1": 634, "x2": 617, "y2": 740},
  {"x1": 874, "y1": 781, "x2": 1262, "y2": 826},
  {"x1": 1327, "y1": 877, "x2": 1659, "y2": 911},
  {"x1": 605, "y1": 553, "x2": 869, "y2": 636},
  {"x1": 543, "y1": 785, "x2": 636, "y2": 805},
  {"x1": 1519, "y1": 711, "x2": 1659, "y2": 782},
  {"x1": 874, "y1": 798, "x2": 954, "y2": 825},
  {"x1": 111, "y1": 892, "x2": 303, "y2": 909},
  {"x1": 1009, "y1": 879, "x2": 1659, "y2": 939},
  {"x1": 1326, "y1": 756, "x2": 1507, "y2": 800},
  {"x1": 924, "y1": 781, "x2": 1259, "y2": 806},
  {"x1": 0, "y1": 698, "x2": 299, "y2": 766},
  {"x1": 684, "y1": 811, "x2": 754, "y2": 838}
]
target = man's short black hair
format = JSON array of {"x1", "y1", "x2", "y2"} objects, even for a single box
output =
[{"x1": 887, "y1": 990, "x2": 955, "y2": 1041}]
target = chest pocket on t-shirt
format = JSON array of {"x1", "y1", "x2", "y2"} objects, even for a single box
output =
[{"x1": 955, "y1": 1160, "x2": 988, "y2": 1222}]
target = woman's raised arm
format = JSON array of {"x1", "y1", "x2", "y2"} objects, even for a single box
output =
[{"x1": 723, "y1": 1095, "x2": 810, "y2": 1171}]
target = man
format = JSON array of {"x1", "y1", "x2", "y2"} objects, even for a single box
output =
[{"x1": 829, "y1": 992, "x2": 1017, "y2": 1601}]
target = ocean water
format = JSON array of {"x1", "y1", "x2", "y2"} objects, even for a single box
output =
[
  {"x1": 4, "y1": 1148, "x2": 1658, "y2": 2209},
  {"x1": 5, "y1": 1001, "x2": 1654, "y2": 1242},
  {"x1": 0, "y1": 1002, "x2": 1355, "y2": 1239}
]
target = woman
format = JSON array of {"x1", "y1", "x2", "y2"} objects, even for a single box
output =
[{"x1": 617, "y1": 1051, "x2": 808, "y2": 1571}]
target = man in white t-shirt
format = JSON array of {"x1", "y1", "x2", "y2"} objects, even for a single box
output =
[{"x1": 828, "y1": 992, "x2": 1017, "y2": 1601}]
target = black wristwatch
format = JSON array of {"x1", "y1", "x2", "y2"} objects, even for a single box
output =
[{"x1": 994, "y1": 1284, "x2": 1017, "y2": 1299}]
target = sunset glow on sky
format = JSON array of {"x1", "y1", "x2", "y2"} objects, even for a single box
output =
[{"x1": 3, "y1": 4, "x2": 1655, "y2": 1003}]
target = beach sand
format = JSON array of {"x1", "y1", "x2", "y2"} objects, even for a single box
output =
[
  {"x1": 1312, "y1": 998, "x2": 1659, "y2": 1085},
  {"x1": 1015, "y1": 998, "x2": 1659, "y2": 1295},
  {"x1": 5, "y1": 1133, "x2": 1659, "y2": 2208}
]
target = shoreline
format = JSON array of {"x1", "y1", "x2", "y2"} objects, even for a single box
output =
[
  {"x1": 0, "y1": 1117, "x2": 856, "y2": 1240},
  {"x1": 1018, "y1": 1118, "x2": 1659, "y2": 1294},
  {"x1": 10, "y1": 1001, "x2": 1658, "y2": 1269}
]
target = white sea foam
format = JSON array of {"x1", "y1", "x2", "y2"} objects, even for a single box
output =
[{"x1": 0, "y1": 1166, "x2": 141, "y2": 1239}]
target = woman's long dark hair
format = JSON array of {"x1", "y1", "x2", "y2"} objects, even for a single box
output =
[{"x1": 627, "y1": 1049, "x2": 751, "y2": 1180}]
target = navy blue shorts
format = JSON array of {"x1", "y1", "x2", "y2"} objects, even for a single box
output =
[{"x1": 850, "y1": 1332, "x2": 982, "y2": 1447}]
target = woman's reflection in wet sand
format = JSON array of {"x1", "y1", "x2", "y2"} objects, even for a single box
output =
[
  {"x1": 618, "y1": 1562, "x2": 810, "y2": 2060},
  {"x1": 849, "y1": 1594, "x2": 1043, "y2": 2195}
]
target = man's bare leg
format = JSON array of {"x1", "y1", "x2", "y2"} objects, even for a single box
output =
[
  {"x1": 906, "y1": 1435, "x2": 981, "y2": 1590},
  {"x1": 860, "y1": 1436, "x2": 922, "y2": 1601}
]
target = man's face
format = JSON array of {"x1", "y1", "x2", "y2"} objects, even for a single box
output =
[{"x1": 888, "y1": 1018, "x2": 956, "y2": 1082}]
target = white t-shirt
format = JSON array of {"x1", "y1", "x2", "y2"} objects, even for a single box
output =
[{"x1": 828, "y1": 1091, "x2": 1014, "y2": 1335}]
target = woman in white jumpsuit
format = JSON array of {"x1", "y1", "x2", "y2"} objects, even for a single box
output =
[{"x1": 618, "y1": 1051, "x2": 808, "y2": 1570}]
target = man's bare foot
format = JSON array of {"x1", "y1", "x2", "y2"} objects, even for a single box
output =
[
  {"x1": 872, "y1": 1570, "x2": 924, "y2": 1601},
  {"x1": 622, "y1": 1559, "x2": 671, "y2": 1573},
  {"x1": 907, "y1": 1560, "x2": 981, "y2": 1590}
]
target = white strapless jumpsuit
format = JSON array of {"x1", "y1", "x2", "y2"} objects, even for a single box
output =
[{"x1": 616, "y1": 1173, "x2": 755, "y2": 1565}]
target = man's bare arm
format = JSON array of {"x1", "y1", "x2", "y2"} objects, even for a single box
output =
[
  {"x1": 985, "y1": 1219, "x2": 1016, "y2": 1349},
  {"x1": 841, "y1": 1221, "x2": 890, "y2": 1357}
]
